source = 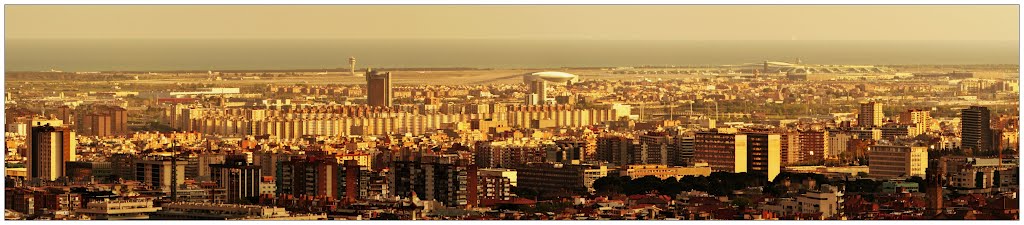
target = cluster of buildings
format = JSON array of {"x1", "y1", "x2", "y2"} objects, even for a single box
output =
[{"x1": 4, "y1": 67, "x2": 1019, "y2": 220}]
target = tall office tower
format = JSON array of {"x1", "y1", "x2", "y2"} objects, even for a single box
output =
[
  {"x1": 961, "y1": 106, "x2": 992, "y2": 153},
  {"x1": 745, "y1": 133, "x2": 782, "y2": 181},
  {"x1": 210, "y1": 160, "x2": 263, "y2": 204},
  {"x1": 858, "y1": 101, "x2": 884, "y2": 127},
  {"x1": 868, "y1": 145, "x2": 928, "y2": 179},
  {"x1": 27, "y1": 122, "x2": 77, "y2": 181},
  {"x1": 365, "y1": 68, "x2": 393, "y2": 107}
]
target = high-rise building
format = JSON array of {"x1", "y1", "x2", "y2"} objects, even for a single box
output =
[
  {"x1": 135, "y1": 157, "x2": 187, "y2": 192},
  {"x1": 391, "y1": 154, "x2": 478, "y2": 208},
  {"x1": 65, "y1": 161, "x2": 112, "y2": 182},
  {"x1": 900, "y1": 109, "x2": 933, "y2": 133},
  {"x1": 277, "y1": 156, "x2": 368, "y2": 203},
  {"x1": 477, "y1": 168, "x2": 517, "y2": 201},
  {"x1": 55, "y1": 106, "x2": 73, "y2": 126},
  {"x1": 80, "y1": 113, "x2": 111, "y2": 136},
  {"x1": 552, "y1": 139, "x2": 588, "y2": 163},
  {"x1": 694, "y1": 131, "x2": 781, "y2": 181},
  {"x1": 694, "y1": 131, "x2": 748, "y2": 173},
  {"x1": 828, "y1": 132, "x2": 852, "y2": 158},
  {"x1": 635, "y1": 133, "x2": 672, "y2": 165},
  {"x1": 961, "y1": 106, "x2": 992, "y2": 153},
  {"x1": 27, "y1": 122, "x2": 77, "y2": 181},
  {"x1": 596, "y1": 135, "x2": 634, "y2": 166},
  {"x1": 525, "y1": 80, "x2": 548, "y2": 105},
  {"x1": 799, "y1": 130, "x2": 829, "y2": 162},
  {"x1": 745, "y1": 133, "x2": 782, "y2": 181},
  {"x1": 858, "y1": 101, "x2": 883, "y2": 127},
  {"x1": 101, "y1": 106, "x2": 129, "y2": 136},
  {"x1": 780, "y1": 132, "x2": 801, "y2": 165},
  {"x1": 186, "y1": 152, "x2": 226, "y2": 181},
  {"x1": 76, "y1": 105, "x2": 128, "y2": 137},
  {"x1": 210, "y1": 160, "x2": 263, "y2": 203},
  {"x1": 110, "y1": 153, "x2": 136, "y2": 180},
  {"x1": 868, "y1": 145, "x2": 928, "y2": 179},
  {"x1": 673, "y1": 134, "x2": 696, "y2": 166},
  {"x1": 365, "y1": 68, "x2": 393, "y2": 107}
]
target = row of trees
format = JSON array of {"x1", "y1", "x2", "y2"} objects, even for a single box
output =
[
  {"x1": 589, "y1": 172, "x2": 891, "y2": 198},
  {"x1": 591, "y1": 172, "x2": 772, "y2": 197}
]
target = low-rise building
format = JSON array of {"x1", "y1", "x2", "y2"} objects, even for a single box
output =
[
  {"x1": 75, "y1": 197, "x2": 161, "y2": 220},
  {"x1": 619, "y1": 163, "x2": 712, "y2": 179},
  {"x1": 516, "y1": 162, "x2": 608, "y2": 195},
  {"x1": 151, "y1": 202, "x2": 325, "y2": 220},
  {"x1": 762, "y1": 184, "x2": 844, "y2": 218},
  {"x1": 868, "y1": 145, "x2": 927, "y2": 179},
  {"x1": 478, "y1": 168, "x2": 517, "y2": 201}
]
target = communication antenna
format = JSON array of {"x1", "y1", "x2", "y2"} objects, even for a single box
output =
[{"x1": 170, "y1": 134, "x2": 178, "y2": 202}]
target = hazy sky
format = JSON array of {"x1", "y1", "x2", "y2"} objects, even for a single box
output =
[{"x1": 5, "y1": 5, "x2": 1019, "y2": 40}]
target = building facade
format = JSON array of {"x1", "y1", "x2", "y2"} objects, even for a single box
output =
[
  {"x1": 868, "y1": 145, "x2": 928, "y2": 178},
  {"x1": 27, "y1": 123, "x2": 76, "y2": 181}
]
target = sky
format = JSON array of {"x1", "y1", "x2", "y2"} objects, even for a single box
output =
[{"x1": 4, "y1": 5, "x2": 1019, "y2": 41}]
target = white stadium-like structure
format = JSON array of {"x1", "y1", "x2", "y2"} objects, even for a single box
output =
[
  {"x1": 523, "y1": 71, "x2": 580, "y2": 84},
  {"x1": 522, "y1": 71, "x2": 579, "y2": 105}
]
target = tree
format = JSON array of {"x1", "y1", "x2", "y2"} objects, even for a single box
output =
[
  {"x1": 592, "y1": 176, "x2": 626, "y2": 195},
  {"x1": 512, "y1": 187, "x2": 540, "y2": 200},
  {"x1": 733, "y1": 197, "x2": 753, "y2": 210},
  {"x1": 907, "y1": 176, "x2": 926, "y2": 193}
]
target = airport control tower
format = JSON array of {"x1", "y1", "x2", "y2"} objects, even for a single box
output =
[{"x1": 349, "y1": 57, "x2": 361, "y2": 77}]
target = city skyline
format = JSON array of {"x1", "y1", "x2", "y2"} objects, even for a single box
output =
[{"x1": 3, "y1": 3, "x2": 1021, "y2": 221}]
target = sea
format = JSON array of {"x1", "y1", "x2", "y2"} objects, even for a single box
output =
[{"x1": 4, "y1": 38, "x2": 1019, "y2": 72}]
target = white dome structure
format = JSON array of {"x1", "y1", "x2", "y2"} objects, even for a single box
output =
[
  {"x1": 523, "y1": 71, "x2": 579, "y2": 84},
  {"x1": 522, "y1": 71, "x2": 578, "y2": 105}
]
